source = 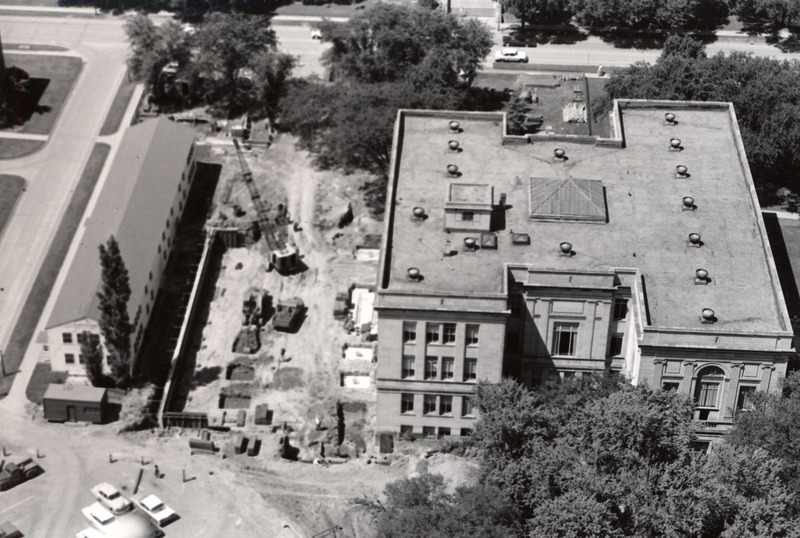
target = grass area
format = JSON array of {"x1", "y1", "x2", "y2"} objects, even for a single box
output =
[
  {"x1": 0, "y1": 143, "x2": 110, "y2": 399},
  {"x1": 0, "y1": 175, "x2": 26, "y2": 238},
  {"x1": 25, "y1": 362, "x2": 68, "y2": 405},
  {"x1": 275, "y1": 0, "x2": 376, "y2": 18},
  {"x1": 522, "y1": 77, "x2": 592, "y2": 136},
  {"x1": 99, "y1": 72, "x2": 137, "y2": 136},
  {"x1": 2, "y1": 54, "x2": 82, "y2": 136},
  {"x1": 586, "y1": 76, "x2": 610, "y2": 137},
  {"x1": 0, "y1": 138, "x2": 46, "y2": 160}
]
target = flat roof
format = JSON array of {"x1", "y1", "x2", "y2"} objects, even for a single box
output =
[
  {"x1": 379, "y1": 104, "x2": 792, "y2": 333},
  {"x1": 47, "y1": 117, "x2": 196, "y2": 329},
  {"x1": 44, "y1": 383, "x2": 106, "y2": 402}
]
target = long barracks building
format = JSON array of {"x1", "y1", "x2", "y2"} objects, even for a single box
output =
[{"x1": 374, "y1": 100, "x2": 795, "y2": 444}]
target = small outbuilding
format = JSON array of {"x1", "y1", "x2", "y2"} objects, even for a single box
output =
[{"x1": 42, "y1": 384, "x2": 109, "y2": 424}]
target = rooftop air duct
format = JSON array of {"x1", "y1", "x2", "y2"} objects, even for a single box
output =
[
  {"x1": 407, "y1": 267, "x2": 422, "y2": 281},
  {"x1": 664, "y1": 112, "x2": 677, "y2": 125},
  {"x1": 412, "y1": 207, "x2": 426, "y2": 220},
  {"x1": 700, "y1": 308, "x2": 716, "y2": 323},
  {"x1": 688, "y1": 232, "x2": 702, "y2": 247},
  {"x1": 554, "y1": 148, "x2": 566, "y2": 160},
  {"x1": 682, "y1": 196, "x2": 695, "y2": 211},
  {"x1": 559, "y1": 241, "x2": 573, "y2": 256},
  {"x1": 449, "y1": 120, "x2": 460, "y2": 133},
  {"x1": 448, "y1": 140, "x2": 460, "y2": 151},
  {"x1": 447, "y1": 164, "x2": 459, "y2": 176},
  {"x1": 695, "y1": 268, "x2": 709, "y2": 285},
  {"x1": 676, "y1": 165, "x2": 689, "y2": 178}
]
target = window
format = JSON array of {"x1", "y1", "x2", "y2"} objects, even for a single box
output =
[
  {"x1": 401, "y1": 393, "x2": 414, "y2": 414},
  {"x1": 613, "y1": 299, "x2": 628, "y2": 320},
  {"x1": 425, "y1": 323, "x2": 440, "y2": 344},
  {"x1": 62, "y1": 332, "x2": 72, "y2": 344},
  {"x1": 400, "y1": 425, "x2": 413, "y2": 436},
  {"x1": 462, "y1": 397, "x2": 474, "y2": 416},
  {"x1": 424, "y1": 357, "x2": 438, "y2": 380},
  {"x1": 460, "y1": 428, "x2": 472, "y2": 437},
  {"x1": 441, "y1": 357, "x2": 454, "y2": 380},
  {"x1": 737, "y1": 386, "x2": 757, "y2": 411},
  {"x1": 403, "y1": 322, "x2": 417, "y2": 343},
  {"x1": 662, "y1": 381, "x2": 680, "y2": 392},
  {"x1": 437, "y1": 427, "x2": 451, "y2": 438},
  {"x1": 402, "y1": 356, "x2": 416, "y2": 379},
  {"x1": 64, "y1": 353, "x2": 75, "y2": 364},
  {"x1": 608, "y1": 334, "x2": 624, "y2": 357},
  {"x1": 166, "y1": 218, "x2": 171, "y2": 229},
  {"x1": 149, "y1": 271, "x2": 153, "y2": 281},
  {"x1": 158, "y1": 244, "x2": 162, "y2": 254},
  {"x1": 83, "y1": 407, "x2": 100, "y2": 414},
  {"x1": 443, "y1": 323, "x2": 457, "y2": 344},
  {"x1": 695, "y1": 366, "x2": 724, "y2": 408},
  {"x1": 464, "y1": 358, "x2": 477, "y2": 381},
  {"x1": 422, "y1": 426, "x2": 436, "y2": 438},
  {"x1": 552, "y1": 322, "x2": 579, "y2": 356},
  {"x1": 162, "y1": 231, "x2": 166, "y2": 241},
  {"x1": 439, "y1": 396, "x2": 453, "y2": 415},
  {"x1": 78, "y1": 354, "x2": 85, "y2": 364},
  {"x1": 170, "y1": 207, "x2": 174, "y2": 216},
  {"x1": 423, "y1": 395, "x2": 437, "y2": 415},
  {"x1": 462, "y1": 211, "x2": 474, "y2": 221},
  {"x1": 465, "y1": 324, "x2": 479, "y2": 346},
  {"x1": 90, "y1": 334, "x2": 100, "y2": 346},
  {"x1": 76, "y1": 332, "x2": 87, "y2": 345}
]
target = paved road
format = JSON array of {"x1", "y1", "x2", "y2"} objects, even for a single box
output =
[{"x1": 273, "y1": 22, "x2": 330, "y2": 78}]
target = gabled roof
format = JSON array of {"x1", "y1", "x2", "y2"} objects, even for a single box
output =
[
  {"x1": 529, "y1": 177, "x2": 606, "y2": 222},
  {"x1": 46, "y1": 117, "x2": 196, "y2": 330}
]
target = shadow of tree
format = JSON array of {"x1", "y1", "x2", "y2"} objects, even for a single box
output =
[{"x1": 191, "y1": 365, "x2": 223, "y2": 388}]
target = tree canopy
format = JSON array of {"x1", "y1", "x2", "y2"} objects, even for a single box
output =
[
  {"x1": 501, "y1": 0, "x2": 573, "y2": 29},
  {"x1": 599, "y1": 36, "x2": 800, "y2": 206},
  {"x1": 376, "y1": 375, "x2": 800, "y2": 536},
  {"x1": 97, "y1": 236, "x2": 132, "y2": 388},
  {"x1": 571, "y1": 0, "x2": 728, "y2": 33}
]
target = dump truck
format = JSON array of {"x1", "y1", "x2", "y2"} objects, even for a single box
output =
[
  {"x1": 273, "y1": 298, "x2": 305, "y2": 332},
  {"x1": 0, "y1": 458, "x2": 44, "y2": 491}
]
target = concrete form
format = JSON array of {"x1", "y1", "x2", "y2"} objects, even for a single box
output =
[{"x1": 374, "y1": 101, "x2": 795, "y2": 443}]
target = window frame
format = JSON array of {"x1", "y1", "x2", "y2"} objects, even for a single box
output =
[
  {"x1": 613, "y1": 299, "x2": 628, "y2": 321},
  {"x1": 608, "y1": 333, "x2": 624, "y2": 357},
  {"x1": 401, "y1": 355, "x2": 416, "y2": 379},
  {"x1": 441, "y1": 357, "x2": 454, "y2": 380},
  {"x1": 423, "y1": 395, "x2": 437, "y2": 415},
  {"x1": 401, "y1": 393, "x2": 415, "y2": 414},
  {"x1": 464, "y1": 358, "x2": 477, "y2": 381},
  {"x1": 551, "y1": 322, "x2": 579, "y2": 356},
  {"x1": 62, "y1": 332, "x2": 73, "y2": 344},
  {"x1": 462, "y1": 211, "x2": 474, "y2": 222},
  {"x1": 465, "y1": 324, "x2": 479, "y2": 346},
  {"x1": 442, "y1": 323, "x2": 457, "y2": 344},
  {"x1": 425, "y1": 323, "x2": 440, "y2": 344},
  {"x1": 424, "y1": 357, "x2": 438, "y2": 380},
  {"x1": 402, "y1": 322, "x2": 417, "y2": 343},
  {"x1": 439, "y1": 395, "x2": 453, "y2": 416},
  {"x1": 736, "y1": 385, "x2": 757, "y2": 411},
  {"x1": 462, "y1": 396, "x2": 474, "y2": 417},
  {"x1": 64, "y1": 353, "x2": 75, "y2": 364}
]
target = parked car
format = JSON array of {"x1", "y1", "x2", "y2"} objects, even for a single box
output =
[
  {"x1": 82, "y1": 503, "x2": 163, "y2": 538},
  {"x1": 75, "y1": 527, "x2": 105, "y2": 538},
  {"x1": 0, "y1": 458, "x2": 43, "y2": 492},
  {"x1": 91, "y1": 482, "x2": 133, "y2": 515},
  {"x1": 311, "y1": 28, "x2": 322, "y2": 39},
  {"x1": 495, "y1": 48, "x2": 528, "y2": 63},
  {"x1": 137, "y1": 495, "x2": 179, "y2": 527}
]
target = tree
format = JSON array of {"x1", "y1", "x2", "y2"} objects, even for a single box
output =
[
  {"x1": 80, "y1": 331, "x2": 106, "y2": 387},
  {"x1": 191, "y1": 12, "x2": 277, "y2": 117},
  {"x1": 250, "y1": 51, "x2": 296, "y2": 124},
  {"x1": 570, "y1": 0, "x2": 728, "y2": 33},
  {"x1": 97, "y1": 236, "x2": 132, "y2": 388},
  {"x1": 318, "y1": 4, "x2": 492, "y2": 87},
  {"x1": 501, "y1": 0, "x2": 573, "y2": 30}
]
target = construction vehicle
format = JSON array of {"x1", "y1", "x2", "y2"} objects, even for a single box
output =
[
  {"x1": 273, "y1": 298, "x2": 305, "y2": 332},
  {"x1": 0, "y1": 458, "x2": 44, "y2": 491},
  {"x1": 233, "y1": 139, "x2": 300, "y2": 273}
]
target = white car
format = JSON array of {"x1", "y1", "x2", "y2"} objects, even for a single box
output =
[
  {"x1": 311, "y1": 28, "x2": 322, "y2": 40},
  {"x1": 82, "y1": 502, "x2": 163, "y2": 538},
  {"x1": 495, "y1": 48, "x2": 529, "y2": 63},
  {"x1": 75, "y1": 528, "x2": 105, "y2": 538},
  {"x1": 137, "y1": 494, "x2": 179, "y2": 527},
  {"x1": 91, "y1": 482, "x2": 133, "y2": 514}
]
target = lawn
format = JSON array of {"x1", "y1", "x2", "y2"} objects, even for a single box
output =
[
  {"x1": 0, "y1": 175, "x2": 26, "y2": 239},
  {"x1": 0, "y1": 138, "x2": 45, "y2": 160},
  {"x1": 25, "y1": 362, "x2": 68, "y2": 405},
  {"x1": 99, "y1": 71, "x2": 137, "y2": 136},
  {"x1": 0, "y1": 143, "x2": 110, "y2": 399},
  {"x1": 2, "y1": 54, "x2": 83, "y2": 136},
  {"x1": 586, "y1": 75, "x2": 610, "y2": 137}
]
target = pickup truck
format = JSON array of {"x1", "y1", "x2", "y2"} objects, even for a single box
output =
[{"x1": 0, "y1": 458, "x2": 44, "y2": 492}]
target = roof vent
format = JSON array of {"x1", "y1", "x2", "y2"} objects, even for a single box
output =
[
  {"x1": 554, "y1": 148, "x2": 567, "y2": 160},
  {"x1": 664, "y1": 112, "x2": 677, "y2": 125},
  {"x1": 512, "y1": 232, "x2": 531, "y2": 245},
  {"x1": 669, "y1": 138, "x2": 682, "y2": 151},
  {"x1": 700, "y1": 308, "x2": 716, "y2": 323},
  {"x1": 559, "y1": 241, "x2": 574, "y2": 256},
  {"x1": 464, "y1": 237, "x2": 477, "y2": 250},
  {"x1": 448, "y1": 140, "x2": 460, "y2": 151},
  {"x1": 480, "y1": 233, "x2": 498, "y2": 249},
  {"x1": 449, "y1": 120, "x2": 460, "y2": 133},
  {"x1": 695, "y1": 268, "x2": 709, "y2": 285},
  {"x1": 682, "y1": 196, "x2": 695, "y2": 211},
  {"x1": 407, "y1": 267, "x2": 422, "y2": 281},
  {"x1": 676, "y1": 165, "x2": 689, "y2": 178},
  {"x1": 447, "y1": 164, "x2": 459, "y2": 176},
  {"x1": 412, "y1": 206, "x2": 426, "y2": 220},
  {"x1": 688, "y1": 232, "x2": 702, "y2": 247}
]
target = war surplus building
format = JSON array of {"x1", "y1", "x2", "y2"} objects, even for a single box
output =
[
  {"x1": 45, "y1": 117, "x2": 198, "y2": 376},
  {"x1": 374, "y1": 101, "x2": 795, "y2": 444}
]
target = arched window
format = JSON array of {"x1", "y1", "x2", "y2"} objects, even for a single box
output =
[{"x1": 694, "y1": 366, "x2": 724, "y2": 408}]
